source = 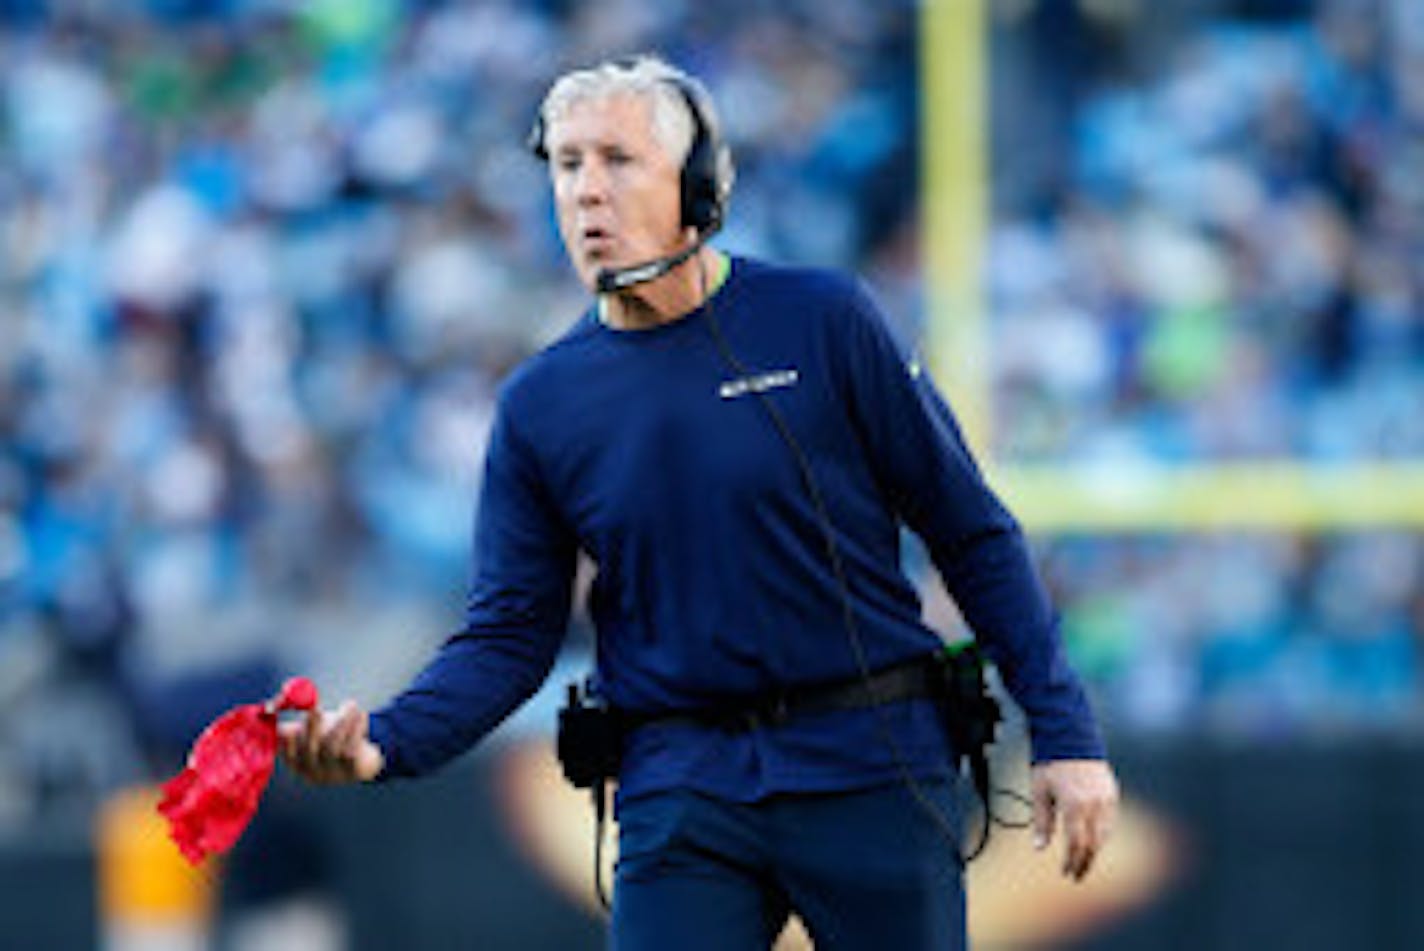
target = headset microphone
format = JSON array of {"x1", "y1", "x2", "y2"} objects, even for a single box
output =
[{"x1": 594, "y1": 232, "x2": 710, "y2": 294}]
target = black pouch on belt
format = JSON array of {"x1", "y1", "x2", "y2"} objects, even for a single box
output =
[
  {"x1": 936, "y1": 641, "x2": 1002, "y2": 804},
  {"x1": 556, "y1": 681, "x2": 624, "y2": 790}
]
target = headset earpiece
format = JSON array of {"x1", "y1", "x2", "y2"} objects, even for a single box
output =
[{"x1": 669, "y1": 76, "x2": 731, "y2": 234}]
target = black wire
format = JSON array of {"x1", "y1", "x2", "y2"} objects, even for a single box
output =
[
  {"x1": 593, "y1": 781, "x2": 612, "y2": 913},
  {"x1": 695, "y1": 253, "x2": 978, "y2": 865},
  {"x1": 992, "y1": 786, "x2": 1035, "y2": 827},
  {"x1": 959, "y1": 787, "x2": 1035, "y2": 861}
]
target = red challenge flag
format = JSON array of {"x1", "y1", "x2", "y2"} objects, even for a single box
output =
[{"x1": 157, "y1": 676, "x2": 319, "y2": 864}]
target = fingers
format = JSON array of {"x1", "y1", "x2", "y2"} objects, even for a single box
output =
[
  {"x1": 319, "y1": 701, "x2": 360, "y2": 783},
  {"x1": 279, "y1": 702, "x2": 368, "y2": 785},
  {"x1": 330, "y1": 701, "x2": 361, "y2": 757},
  {"x1": 277, "y1": 719, "x2": 301, "y2": 759},
  {"x1": 1062, "y1": 798, "x2": 1094, "y2": 881},
  {"x1": 300, "y1": 705, "x2": 323, "y2": 770},
  {"x1": 1031, "y1": 760, "x2": 1121, "y2": 883},
  {"x1": 1062, "y1": 792, "x2": 1116, "y2": 881},
  {"x1": 277, "y1": 707, "x2": 320, "y2": 777}
]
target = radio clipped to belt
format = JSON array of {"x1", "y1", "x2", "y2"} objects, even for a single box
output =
[
  {"x1": 557, "y1": 680, "x2": 621, "y2": 791},
  {"x1": 556, "y1": 680, "x2": 621, "y2": 911},
  {"x1": 555, "y1": 641, "x2": 1008, "y2": 904},
  {"x1": 935, "y1": 641, "x2": 1002, "y2": 813}
]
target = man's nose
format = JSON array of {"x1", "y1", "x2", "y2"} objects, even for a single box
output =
[{"x1": 573, "y1": 159, "x2": 609, "y2": 205}]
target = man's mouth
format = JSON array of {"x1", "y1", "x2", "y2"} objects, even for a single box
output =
[{"x1": 581, "y1": 226, "x2": 614, "y2": 249}]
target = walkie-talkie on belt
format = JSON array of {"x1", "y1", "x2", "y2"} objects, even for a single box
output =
[
  {"x1": 557, "y1": 680, "x2": 620, "y2": 911},
  {"x1": 937, "y1": 641, "x2": 1002, "y2": 812},
  {"x1": 557, "y1": 680, "x2": 621, "y2": 790}
]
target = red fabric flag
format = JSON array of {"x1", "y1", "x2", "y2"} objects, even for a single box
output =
[{"x1": 157, "y1": 676, "x2": 319, "y2": 864}]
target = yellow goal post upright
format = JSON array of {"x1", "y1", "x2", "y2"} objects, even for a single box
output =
[{"x1": 920, "y1": 0, "x2": 1424, "y2": 533}]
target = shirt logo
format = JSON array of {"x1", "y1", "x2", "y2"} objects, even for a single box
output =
[{"x1": 718, "y1": 368, "x2": 799, "y2": 399}]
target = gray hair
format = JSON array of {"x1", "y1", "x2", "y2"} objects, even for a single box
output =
[{"x1": 537, "y1": 55, "x2": 701, "y2": 164}]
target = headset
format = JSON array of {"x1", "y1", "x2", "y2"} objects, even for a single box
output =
[{"x1": 527, "y1": 55, "x2": 735, "y2": 293}]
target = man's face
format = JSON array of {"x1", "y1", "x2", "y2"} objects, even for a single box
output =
[{"x1": 546, "y1": 93, "x2": 687, "y2": 289}]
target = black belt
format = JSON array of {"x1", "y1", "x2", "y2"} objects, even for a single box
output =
[{"x1": 617, "y1": 654, "x2": 943, "y2": 734}]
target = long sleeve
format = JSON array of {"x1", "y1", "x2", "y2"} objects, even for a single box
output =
[
  {"x1": 835, "y1": 281, "x2": 1105, "y2": 762},
  {"x1": 368, "y1": 400, "x2": 578, "y2": 779}
]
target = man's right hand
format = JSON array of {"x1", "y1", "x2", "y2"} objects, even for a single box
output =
[{"x1": 278, "y1": 700, "x2": 385, "y2": 785}]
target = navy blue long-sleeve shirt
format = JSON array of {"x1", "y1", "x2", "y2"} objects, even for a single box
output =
[{"x1": 367, "y1": 255, "x2": 1104, "y2": 802}]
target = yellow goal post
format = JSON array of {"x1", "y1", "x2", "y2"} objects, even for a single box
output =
[{"x1": 920, "y1": 0, "x2": 1424, "y2": 532}]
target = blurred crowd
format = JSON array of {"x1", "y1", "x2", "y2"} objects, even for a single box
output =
[
  {"x1": 0, "y1": 0, "x2": 1419, "y2": 831},
  {"x1": 0, "y1": 0, "x2": 917, "y2": 817},
  {"x1": 1038, "y1": 530, "x2": 1422, "y2": 737},
  {"x1": 990, "y1": 0, "x2": 1424, "y2": 461}
]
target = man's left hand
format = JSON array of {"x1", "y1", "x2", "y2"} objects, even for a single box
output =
[{"x1": 1030, "y1": 759, "x2": 1120, "y2": 882}]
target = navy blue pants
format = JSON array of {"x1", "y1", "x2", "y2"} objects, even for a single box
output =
[{"x1": 611, "y1": 780, "x2": 965, "y2": 950}]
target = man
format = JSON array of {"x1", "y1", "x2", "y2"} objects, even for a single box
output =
[{"x1": 281, "y1": 55, "x2": 1118, "y2": 949}]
